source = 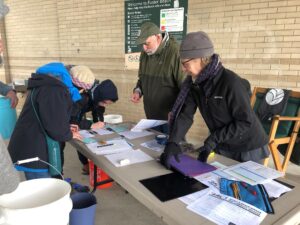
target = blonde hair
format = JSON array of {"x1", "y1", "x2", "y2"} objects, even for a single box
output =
[{"x1": 200, "y1": 56, "x2": 212, "y2": 67}]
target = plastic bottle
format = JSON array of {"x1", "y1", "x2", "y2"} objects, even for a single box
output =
[{"x1": 174, "y1": 0, "x2": 179, "y2": 8}]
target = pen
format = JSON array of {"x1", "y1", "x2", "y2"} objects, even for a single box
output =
[{"x1": 97, "y1": 143, "x2": 114, "y2": 148}]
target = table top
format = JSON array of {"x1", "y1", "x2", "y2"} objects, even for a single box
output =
[{"x1": 70, "y1": 129, "x2": 300, "y2": 225}]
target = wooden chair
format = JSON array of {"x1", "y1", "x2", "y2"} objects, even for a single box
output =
[{"x1": 250, "y1": 87, "x2": 300, "y2": 173}]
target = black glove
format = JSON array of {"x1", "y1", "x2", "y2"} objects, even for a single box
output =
[
  {"x1": 197, "y1": 137, "x2": 217, "y2": 162},
  {"x1": 197, "y1": 145, "x2": 211, "y2": 162},
  {"x1": 160, "y1": 142, "x2": 181, "y2": 169}
]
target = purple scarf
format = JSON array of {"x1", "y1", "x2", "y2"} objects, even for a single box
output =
[{"x1": 169, "y1": 54, "x2": 223, "y2": 132}]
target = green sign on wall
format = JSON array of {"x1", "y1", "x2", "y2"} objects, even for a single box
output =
[{"x1": 125, "y1": 0, "x2": 188, "y2": 54}]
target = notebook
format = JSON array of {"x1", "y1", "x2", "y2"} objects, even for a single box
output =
[{"x1": 169, "y1": 154, "x2": 217, "y2": 177}]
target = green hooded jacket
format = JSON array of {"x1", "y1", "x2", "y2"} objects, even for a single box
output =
[{"x1": 135, "y1": 35, "x2": 184, "y2": 120}]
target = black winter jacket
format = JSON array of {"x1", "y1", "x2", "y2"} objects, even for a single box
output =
[
  {"x1": 8, "y1": 74, "x2": 73, "y2": 169},
  {"x1": 170, "y1": 67, "x2": 269, "y2": 152},
  {"x1": 70, "y1": 92, "x2": 105, "y2": 129}
]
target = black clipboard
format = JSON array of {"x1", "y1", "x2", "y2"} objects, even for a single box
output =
[{"x1": 139, "y1": 172, "x2": 208, "y2": 202}]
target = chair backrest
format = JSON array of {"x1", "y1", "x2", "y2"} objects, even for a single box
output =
[{"x1": 251, "y1": 87, "x2": 300, "y2": 138}]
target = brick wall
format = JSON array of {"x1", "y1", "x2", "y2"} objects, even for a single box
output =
[{"x1": 3, "y1": 0, "x2": 300, "y2": 145}]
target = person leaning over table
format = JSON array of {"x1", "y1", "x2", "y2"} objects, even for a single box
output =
[
  {"x1": 160, "y1": 31, "x2": 270, "y2": 169},
  {"x1": 66, "y1": 65, "x2": 119, "y2": 175},
  {"x1": 8, "y1": 62, "x2": 82, "y2": 180},
  {"x1": 131, "y1": 22, "x2": 185, "y2": 134}
]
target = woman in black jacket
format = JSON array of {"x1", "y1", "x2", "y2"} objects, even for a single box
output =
[{"x1": 161, "y1": 31, "x2": 269, "y2": 168}]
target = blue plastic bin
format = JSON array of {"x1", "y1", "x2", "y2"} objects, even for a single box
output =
[
  {"x1": 0, "y1": 97, "x2": 17, "y2": 139},
  {"x1": 69, "y1": 193, "x2": 97, "y2": 225}
]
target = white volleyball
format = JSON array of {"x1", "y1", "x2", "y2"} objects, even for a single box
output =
[{"x1": 265, "y1": 89, "x2": 285, "y2": 105}]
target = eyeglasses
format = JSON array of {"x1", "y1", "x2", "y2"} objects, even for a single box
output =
[{"x1": 181, "y1": 58, "x2": 194, "y2": 67}]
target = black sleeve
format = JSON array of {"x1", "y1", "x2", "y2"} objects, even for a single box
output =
[
  {"x1": 37, "y1": 87, "x2": 72, "y2": 142},
  {"x1": 92, "y1": 106, "x2": 105, "y2": 122},
  {"x1": 169, "y1": 92, "x2": 197, "y2": 143},
  {"x1": 210, "y1": 77, "x2": 253, "y2": 144}
]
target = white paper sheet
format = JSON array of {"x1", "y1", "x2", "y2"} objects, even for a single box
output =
[
  {"x1": 210, "y1": 161, "x2": 228, "y2": 169},
  {"x1": 79, "y1": 130, "x2": 95, "y2": 138},
  {"x1": 179, "y1": 188, "x2": 210, "y2": 205},
  {"x1": 263, "y1": 180, "x2": 292, "y2": 198},
  {"x1": 131, "y1": 119, "x2": 167, "y2": 132},
  {"x1": 223, "y1": 161, "x2": 284, "y2": 185},
  {"x1": 140, "y1": 139, "x2": 164, "y2": 152},
  {"x1": 104, "y1": 149, "x2": 153, "y2": 167},
  {"x1": 187, "y1": 190, "x2": 267, "y2": 225},
  {"x1": 86, "y1": 139, "x2": 132, "y2": 155},
  {"x1": 119, "y1": 130, "x2": 153, "y2": 140},
  {"x1": 92, "y1": 128, "x2": 114, "y2": 136}
]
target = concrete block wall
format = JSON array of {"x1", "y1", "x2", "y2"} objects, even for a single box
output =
[{"x1": 2, "y1": 0, "x2": 300, "y2": 144}]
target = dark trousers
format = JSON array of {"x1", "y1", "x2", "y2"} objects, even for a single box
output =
[{"x1": 77, "y1": 151, "x2": 88, "y2": 165}]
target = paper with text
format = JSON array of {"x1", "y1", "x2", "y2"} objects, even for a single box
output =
[
  {"x1": 79, "y1": 130, "x2": 95, "y2": 138},
  {"x1": 187, "y1": 190, "x2": 267, "y2": 225},
  {"x1": 119, "y1": 130, "x2": 153, "y2": 140},
  {"x1": 86, "y1": 139, "x2": 132, "y2": 155},
  {"x1": 263, "y1": 180, "x2": 292, "y2": 198},
  {"x1": 223, "y1": 161, "x2": 284, "y2": 185},
  {"x1": 92, "y1": 128, "x2": 114, "y2": 136},
  {"x1": 131, "y1": 119, "x2": 167, "y2": 132}
]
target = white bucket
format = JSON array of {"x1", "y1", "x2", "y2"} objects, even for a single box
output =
[
  {"x1": 104, "y1": 114, "x2": 123, "y2": 124},
  {"x1": 0, "y1": 178, "x2": 72, "y2": 225}
]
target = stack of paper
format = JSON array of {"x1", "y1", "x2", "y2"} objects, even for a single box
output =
[
  {"x1": 223, "y1": 161, "x2": 284, "y2": 185},
  {"x1": 187, "y1": 190, "x2": 267, "y2": 225},
  {"x1": 131, "y1": 119, "x2": 167, "y2": 132},
  {"x1": 119, "y1": 130, "x2": 153, "y2": 140},
  {"x1": 92, "y1": 128, "x2": 114, "y2": 135}
]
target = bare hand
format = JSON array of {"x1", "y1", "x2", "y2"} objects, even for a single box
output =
[
  {"x1": 91, "y1": 121, "x2": 105, "y2": 129},
  {"x1": 131, "y1": 92, "x2": 141, "y2": 103},
  {"x1": 6, "y1": 90, "x2": 18, "y2": 108},
  {"x1": 72, "y1": 131, "x2": 83, "y2": 141}
]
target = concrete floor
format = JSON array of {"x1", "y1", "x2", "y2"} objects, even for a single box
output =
[{"x1": 63, "y1": 142, "x2": 300, "y2": 225}]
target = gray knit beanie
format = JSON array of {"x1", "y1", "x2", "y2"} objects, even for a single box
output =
[{"x1": 180, "y1": 31, "x2": 214, "y2": 59}]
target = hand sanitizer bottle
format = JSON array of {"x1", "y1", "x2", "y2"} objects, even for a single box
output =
[{"x1": 174, "y1": 0, "x2": 179, "y2": 8}]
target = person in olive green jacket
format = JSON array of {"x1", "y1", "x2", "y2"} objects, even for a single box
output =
[{"x1": 131, "y1": 22, "x2": 184, "y2": 133}]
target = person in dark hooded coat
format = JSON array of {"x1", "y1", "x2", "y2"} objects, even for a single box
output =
[
  {"x1": 8, "y1": 62, "x2": 82, "y2": 180},
  {"x1": 69, "y1": 79, "x2": 119, "y2": 174}
]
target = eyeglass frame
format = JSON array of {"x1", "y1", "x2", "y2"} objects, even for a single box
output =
[{"x1": 181, "y1": 58, "x2": 195, "y2": 67}]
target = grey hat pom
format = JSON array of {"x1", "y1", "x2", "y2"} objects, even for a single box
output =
[{"x1": 180, "y1": 31, "x2": 214, "y2": 59}]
